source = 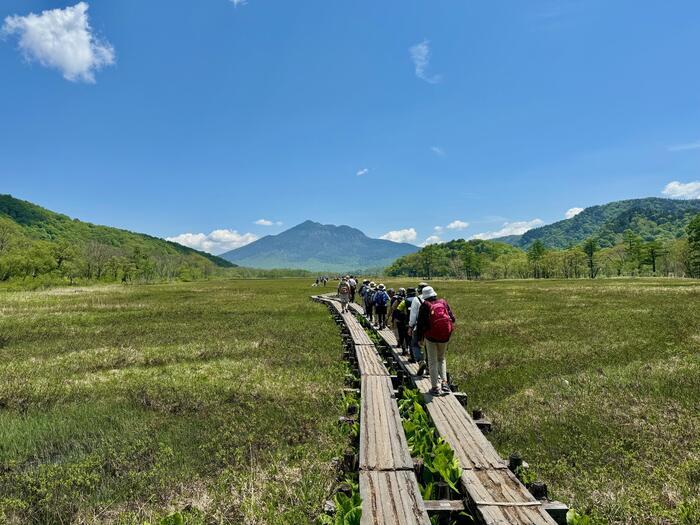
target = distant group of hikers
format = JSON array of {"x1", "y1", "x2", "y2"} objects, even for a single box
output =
[
  {"x1": 336, "y1": 276, "x2": 456, "y2": 396},
  {"x1": 314, "y1": 276, "x2": 330, "y2": 286}
]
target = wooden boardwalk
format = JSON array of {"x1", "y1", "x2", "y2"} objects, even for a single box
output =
[
  {"x1": 317, "y1": 295, "x2": 560, "y2": 525},
  {"x1": 314, "y1": 296, "x2": 430, "y2": 525},
  {"x1": 367, "y1": 315, "x2": 559, "y2": 525}
]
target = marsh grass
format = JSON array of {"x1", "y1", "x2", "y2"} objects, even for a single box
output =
[
  {"x1": 0, "y1": 279, "x2": 346, "y2": 524},
  {"x1": 2, "y1": 277, "x2": 699, "y2": 524}
]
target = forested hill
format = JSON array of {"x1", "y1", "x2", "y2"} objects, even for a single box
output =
[
  {"x1": 0, "y1": 194, "x2": 233, "y2": 282},
  {"x1": 221, "y1": 220, "x2": 418, "y2": 271},
  {"x1": 501, "y1": 197, "x2": 700, "y2": 249}
]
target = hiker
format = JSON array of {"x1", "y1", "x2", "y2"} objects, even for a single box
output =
[
  {"x1": 337, "y1": 277, "x2": 351, "y2": 313},
  {"x1": 373, "y1": 284, "x2": 390, "y2": 329},
  {"x1": 406, "y1": 283, "x2": 428, "y2": 364},
  {"x1": 348, "y1": 275, "x2": 357, "y2": 303},
  {"x1": 386, "y1": 288, "x2": 397, "y2": 329},
  {"x1": 415, "y1": 286, "x2": 456, "y2": 396},
  {"x1": 358, "y1": 280, "x2": 370, "y2": 315},
  {"x1": 364, "y1": 282, "x2": 376, "y2": 323},
  {"x1": 358, "y1": 279, "x2": 370, "y2": 298},
  {"x1": 392, "y1": 288, "x2": 409, "y2": 351}
]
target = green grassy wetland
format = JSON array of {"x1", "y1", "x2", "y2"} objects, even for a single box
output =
[
  {"x1": 1, "y1": 277, "x2": 699, "y2": 524},
  {"x1": 0, "y1": 280, "x2": 346, "y2": 524}
]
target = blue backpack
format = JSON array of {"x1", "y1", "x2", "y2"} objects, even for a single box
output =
[{"x1": 374, "y1": 290, "x2": 388, "y2": 306}]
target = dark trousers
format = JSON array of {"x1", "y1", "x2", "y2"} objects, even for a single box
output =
[
  {"x1": 364, "y1": 302, "x2": 373, "y2": 321},
  {"x1": 396, "y1": 321, "x2": 409, "y2": 350},
  {"x1": 410, "y1": 331, "x2": 424, "y2": 362},
  {"x1": 375, "y1": 305, "x2": 387, "y2": 328}
]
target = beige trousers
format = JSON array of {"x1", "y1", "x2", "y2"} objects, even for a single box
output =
[{"x1": 425, "y1": 340, "x2": 448, "y2": 388}]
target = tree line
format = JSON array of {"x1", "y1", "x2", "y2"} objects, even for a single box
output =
[
  {"x1": 386, "y1": 214, "x2": 700, "y2": 280},
  {"x1": 0, "y1": 217, "x2": 220, "y2": 286}
]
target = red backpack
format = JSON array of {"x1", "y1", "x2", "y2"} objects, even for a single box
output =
[{"x1": 424, "y1": 299, "x2": 454, "y2": 342}]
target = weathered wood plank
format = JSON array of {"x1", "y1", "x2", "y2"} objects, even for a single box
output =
[
  {"x1": 462, "y1": 469, "x2": 557, "y2": 525},
  {"x1": 413, "y1": 376, "x2": 505, "y2": 470},
  {"x1": 355, "y1": 344, "x2": 390, "y2": 376},
  {"x1": 423, "y1": 500, "x2": 466, "y2": 512},
  {"x1": 360, "y1": 471, "x2": 430, "y2": 525},
  {"x1": 360, "y1": 375, "x2": 413, "y2": 471},
  {"x1": 347, "y1": 320, "x2": 375, "y2": 346}
]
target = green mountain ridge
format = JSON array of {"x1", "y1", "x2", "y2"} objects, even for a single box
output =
[
  {"x1": 221, "y1": 220, "x2": 418, "y2": 272},
  {"x1": 498, "y1": 197, "x2": 700, "y2": 249},
  {"x1": 0, "y1": 194, "x2": 233, "y2": 279}
]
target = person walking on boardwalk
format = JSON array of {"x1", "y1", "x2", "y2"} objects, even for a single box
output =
[
  {"x1": 364, "y1": 282, "x2": 377, "y2": 323},
  {"x1": 415, "y1": 286, "x2": 456, "y2": 396},
  {"x1": 373, "y1": 284, "x2": 390, "y2": 329},
  {"x1": 348, "y1": 275, "x2": 357, "y2": 303},
  {"x1": 392, "y1": 288, "x2": 408, "y2": 351},
  {"x1": 408, "y1": 283, "x2": 429, "y2": 372},
  {"x1": 337, "y1": 277, "x2": 351, "y2": 313}
]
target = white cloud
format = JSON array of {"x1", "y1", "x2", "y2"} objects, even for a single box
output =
[
  {"x1": 434, "y1": 226, "x2": 444, "y2": 232},
  {"x1": 431, "y1": 146, "x2": 446, "y2": 157},
  {"x1": 565, "y1": 207, "x2": 584, "y2": 219},
  {"x1": 662, "y1": 180, "x2": 700, "y2": 199},
  {"x1": 409, "y1": 40, "x2": 442, "y2": 84},
  {"x1": 356, "y1": 168, "x2": 369, "y2": 177},
  {"x1": 230, "y1": 0, "x2": 248, "y2": 6},
  {"x1": 667, "y1": 141, "x2": 700, "y2": 152},
  {"x1": 2, "y1": 2, "x2": 114, "y2": 83},
  {"x1": 420, "y1": 235, "x2": 443, "y2": 247},
  {"x1": 255, "y1": 219, "x2": 283, "y2": 226},
  {"x1": 471, "y1": 219, "x2": 545, "y2": 240},
  {"x1": 380, "y1": 228, "x2": 417, "y2": 244},
  {"x1": 446, "y1": 220, "x2": 469, "y2": 230},
  {"x1": 167, "y1": 229, "x2": 258, "y2": 255}
]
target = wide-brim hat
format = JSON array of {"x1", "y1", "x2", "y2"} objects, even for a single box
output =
[
  {"x1": 421, "y1": 286, "x2": 437, "y2": 300},
  {"x1": 378, "y1": 284, "x2": 386, "y2": 290}
]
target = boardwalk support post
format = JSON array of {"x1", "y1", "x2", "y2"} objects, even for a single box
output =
[{"x1": 543, "y1": 501, "x2": 569, "y2": 525}]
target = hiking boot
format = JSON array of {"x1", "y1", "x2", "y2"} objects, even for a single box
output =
[
  {"x1": 416, "y1": 362, "x2": 427, "y2": 376},
  {"x1": 429, "y1": 386, "x2": 441, "y2": 396},
  {"x1": 407, "y1": 355, "x2": 416, "y2": 364},
  {"x1": 441, "y1": 383, "x2": 451, "y2": 395}
]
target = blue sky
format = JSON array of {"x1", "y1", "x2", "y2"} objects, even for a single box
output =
[{"x1": 2, "y1": 1, "x2": 700, "y2": 253}]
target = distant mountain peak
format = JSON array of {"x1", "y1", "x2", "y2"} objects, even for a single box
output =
[{"x1": 221, "y1": 220, "x2": 417, "y2": 271}]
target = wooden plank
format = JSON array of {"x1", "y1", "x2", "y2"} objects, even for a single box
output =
[
  {"x1": 359, "y1": 375, "x2": 413, "y2": 471},
  {"x1": 360, "y1": 471, "x2": 430, "y2": 525},
  {"x1": 423, "y1": 500, "x2": 465, "y2": 512},
  {"x1": 356, "y1": 344, "x2": 390, "y2": 376},
  {"x1": 462, "y1": 469, "x2": 557, "y2": 525},
  {"x1": 347, "y1": 320, "x2": 375, "y2": 346},
  {"x1": 377, "y1": 327, "x2": 398, "y2": 347}
]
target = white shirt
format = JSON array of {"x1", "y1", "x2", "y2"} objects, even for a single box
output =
[{"x1": 409, "y1": 296, "x2": 423, "y2": 328}]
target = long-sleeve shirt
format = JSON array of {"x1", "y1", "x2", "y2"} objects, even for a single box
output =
[
  {"x1": 415, "y1": 297, "x2": 456, "y2": 342},
  {"x1": 409, "y1": 295, "x2": 423, "y2": 329}
]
